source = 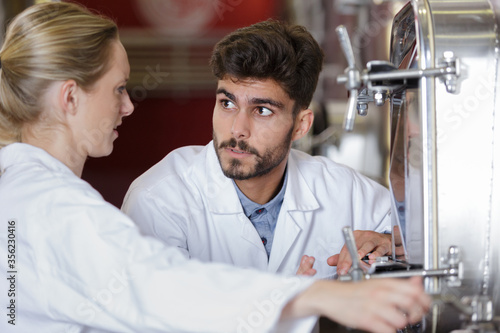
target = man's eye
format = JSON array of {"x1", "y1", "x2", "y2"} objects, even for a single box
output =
[
  {"x1": 222, "y1": 100, "x2": 236, "y2": 108},
  {"x1": 257, "y1": 107, "x2": 273, "y2": 116}
]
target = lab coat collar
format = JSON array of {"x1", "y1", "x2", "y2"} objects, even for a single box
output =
[
  {"x1": 202, "y1": 143, "x2": 319, "y2": 215},
  {"x1": 0, "y1": 143, "x2": 75, "y2": 176},
  {"x1": 282, "y1": 150, "x2": 320, "y2": 212}
]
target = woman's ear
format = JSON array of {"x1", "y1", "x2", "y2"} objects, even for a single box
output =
[
  {"x1": 292, "y1": 108, "x2": 314, "y2": 141},
  {"x1": 59, "y1": 80, "x2": 79, "y2": 115}
]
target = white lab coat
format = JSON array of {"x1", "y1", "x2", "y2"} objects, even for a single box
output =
[
  {"x1": 0, "y1": 143, "x2": 315, "y2": 333},
  {"x1": 123, "y1": 142, "x2": 391, "y2": 279}
]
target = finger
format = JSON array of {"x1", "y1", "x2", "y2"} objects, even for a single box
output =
[
  {"x1": 364, "y1": 278, "x2": 429, "y2": 330},
  {"x1": 296, "y1": 255, "x2": 308, "y2": 275},
  {"x1": 407, "y1": 277, "x2": 431, "y2": 319},
  {"x1": 327, "y1": 254, "x2": 339, "y2": 266},
  {"x1": 365, "y1": 236, "x2": 392, "y2": 259},
  {"x1": 307, "y1": 256, "x2": 315, "y2": 267},
  {"x1": 336, "y1": 258, "x2": 353, "y2": 276},
  {"x1": 394, "y1": 293, "x2": 428, "y2": 326},
  {"x1": 303, "y1": 268, "x2": 317, "y2": 276},
  {"x1": 406, "y1": 303, "x2": 427, "y2": 324},
  {"x1": 367, "y1": 243, "x2": 391, "y2": 259},
  {"x1": 328, "y1": 243, "x2": 352, "y2": 266},
  {"x1": 338, "y1": 245, "x2": 354, "y2": 263},
  {"x1": 381, "y1": 279, "x2": 429, "y2": 322},
  {"x1": 357, "y1": 240, "x2": 377, "y2": 259},
  {"x1": 297, "y1": 255, "x2": 309, "y2": 274},
  {"x1": 376, "y1": 305, "x2": 409, "y2": 330},
  {"x1": 296, "y1": 255, "x2": 315, "y2": 275},
  {"x1": 334, "y1": 246, "x2": 355, "y2": 275},
  {"x1": 351, "y1": 231, "x2": 377, "y2": 258}
]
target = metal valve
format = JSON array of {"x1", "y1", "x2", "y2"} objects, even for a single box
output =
[{"x1": 335, "y1": 25, "x2": 461, "y2": 132}]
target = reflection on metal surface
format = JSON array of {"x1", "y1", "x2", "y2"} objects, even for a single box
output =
[{"x1": 336, "y1": 0, "x2": 500, "y2": 331}]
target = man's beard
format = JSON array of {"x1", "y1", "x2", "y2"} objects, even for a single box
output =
[{"x1": 213, "y1": 128, "x2": 293, "y2": 181}]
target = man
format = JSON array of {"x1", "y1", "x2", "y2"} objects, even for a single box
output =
[{"x1": 122, "y1": 20, "x2": 397, "y2": 279}]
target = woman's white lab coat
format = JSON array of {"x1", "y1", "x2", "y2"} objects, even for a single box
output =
[
  {"x1": 0, "y1": 143, "x2": 314, "y2": 333},
  {"x1": 123, "y1": 142, "x2": 391, "y2": 279}
]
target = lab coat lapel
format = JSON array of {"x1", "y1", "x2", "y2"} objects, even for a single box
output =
[
  {"x1": 203, "y1": 143, "x2": 242, "y2": 215},
  {"x1": 268, "y1": 153, "x2": 320, "y2": 273}
]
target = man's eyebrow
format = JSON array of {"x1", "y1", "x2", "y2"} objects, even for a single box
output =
[
  {"x1": 216, "y1": 88, "x2": 285, "y2": 110},
  {"x1": 250, "y1": 97, "x2": 285, "y2": 110},
  {"x1": 216, "y1": 88, "x2": 236, "y2": 102}
]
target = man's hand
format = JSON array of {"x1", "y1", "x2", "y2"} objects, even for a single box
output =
[
  {"x1": 327, "y1": 230, "x2": 400, "y2": 275},
  {"x1": 296, "y1": 255, "x2": 317, "y2": 276}
]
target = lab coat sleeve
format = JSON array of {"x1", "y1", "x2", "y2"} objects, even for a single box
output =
[
  {"x1": 41, "y1": 193, "x2": 315, "y2": 333},
  {"x1": 122, "y1": 181, "x2": 190, "y2": 259}
]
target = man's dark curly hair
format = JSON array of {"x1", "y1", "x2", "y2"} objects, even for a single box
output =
[{"x1": 209, "y1": 19, "x2": 324, "y2": 116}]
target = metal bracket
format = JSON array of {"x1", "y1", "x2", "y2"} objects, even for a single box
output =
[
  {"x1": 335, "y1": 25, "x2": 461, "y2": 131},
  {"x1": 338, "y1": 227, "x2": 463, "y2": 285}
]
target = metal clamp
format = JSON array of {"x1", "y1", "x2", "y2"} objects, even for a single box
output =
[
  {"x1": 335, "y1": 25, "x2": 461, "y2": 131},
  {"x1": 338, "y1": 229, "x2": 463, "y2": 283}
]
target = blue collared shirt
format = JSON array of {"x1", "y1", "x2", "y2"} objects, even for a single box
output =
[{"x1": 233, "y1": 170, "x2": 288, "y2": 258}]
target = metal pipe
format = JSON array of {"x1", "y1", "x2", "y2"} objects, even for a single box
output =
[{"x1": 337, "y1": 66, "x2": 458, "y2": 84}]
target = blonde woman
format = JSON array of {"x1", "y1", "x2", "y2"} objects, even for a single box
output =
[{"x1": 0, "y1": 2, "x2": 430, "y2": 333}]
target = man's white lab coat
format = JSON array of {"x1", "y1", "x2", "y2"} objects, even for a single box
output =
[
  {"x1": 0, "y1": 143, "x2": 314, "y2": 333},
  {"x1": 123, "y1": 142, "x2": 391, "y2": 279}
]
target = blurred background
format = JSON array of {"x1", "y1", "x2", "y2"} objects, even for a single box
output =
[{"x1": 0, "y1": 0, "x2": 406, "y2": 208}]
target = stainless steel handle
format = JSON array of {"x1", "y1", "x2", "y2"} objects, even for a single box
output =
[
  {"x1": 335, "y1": 25, "x2": 360, "y2": 132},
  {"x1": 342, "y1": 226, "x2": 364, "y2": 281},
  {"x1": 335, "y1": 25, "x2": 356, "y2": 70}
]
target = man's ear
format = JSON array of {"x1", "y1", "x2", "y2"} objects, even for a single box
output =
[
  {"x1": 59, "y1": 80, "x2": 79, "y2": 115},
  {"x1": 292, "y1": 108, "x2": 314, "y2": 141}
]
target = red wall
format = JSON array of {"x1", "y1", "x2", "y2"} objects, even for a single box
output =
[
  {"x1": 75, "y1": 0, "x2": 282, "y2": 29},
  {"x1": 75, "y1": 0, "x2": 285, "y2": 206}
]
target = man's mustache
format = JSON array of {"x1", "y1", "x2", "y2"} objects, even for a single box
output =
[{"x1": 218, "y1": 138, "x2": 260, "y2": 157}]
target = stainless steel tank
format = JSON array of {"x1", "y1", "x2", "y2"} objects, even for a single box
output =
[{"x1": 336, "y1": 0, "x2": 500, "y2": 331}]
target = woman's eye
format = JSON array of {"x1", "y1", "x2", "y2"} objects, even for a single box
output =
[
  {"x1": 118, "y1": 86, "x2": 126, "y2": 94},
  {"x1": 221, "y1": 100, "x2": 236, "y2": 109},
  {"x1": 256, "y1": 107, "x2": 273, "y2": 116}
]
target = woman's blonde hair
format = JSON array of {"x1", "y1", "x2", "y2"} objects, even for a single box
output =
[{"x1": 0, "y1": 2, "x2": 118, "y2": 148}]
